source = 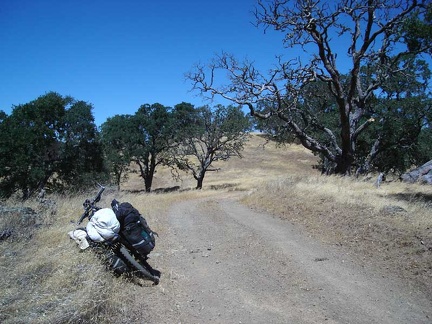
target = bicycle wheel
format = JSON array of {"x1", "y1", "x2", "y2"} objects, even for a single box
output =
[{"x1": 118, "y1": 245, "x2": 160, "y2": 285}]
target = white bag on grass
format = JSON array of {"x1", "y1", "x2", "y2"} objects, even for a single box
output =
[{"x1": 86, "y1": 208, "x2": 120, "y2": 242}]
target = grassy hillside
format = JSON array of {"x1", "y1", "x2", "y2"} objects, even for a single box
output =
[{"x1": 1, "y1": 134, "x2": 431, "y2": 323}]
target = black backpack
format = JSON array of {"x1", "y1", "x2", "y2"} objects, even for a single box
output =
[{"x1": 111, "y1": 200, "x2": 156, "y2": 257}]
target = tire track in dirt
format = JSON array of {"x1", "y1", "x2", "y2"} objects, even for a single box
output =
[{"x1": 147, "y1": 194, "x2": 432, "y2": 323}]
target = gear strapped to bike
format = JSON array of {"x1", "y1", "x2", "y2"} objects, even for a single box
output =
[
  {"x1": 111, "y1": 200, "x2": 158, "y2": 258},
  {"x1": 68, "y1": 184, "x2": 161, "y2": 285}
]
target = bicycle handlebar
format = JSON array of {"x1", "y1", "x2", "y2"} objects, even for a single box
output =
[
  {"x1": 76, "y1": 184, "x2": 105, "y2": 225},
  {"x1": 93, "y1": 183, "x2": 105, "y2": 204}
]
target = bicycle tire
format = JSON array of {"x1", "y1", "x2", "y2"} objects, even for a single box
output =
[{"x1": 118, "y1": 245, "x2": 159, "y2": 285}]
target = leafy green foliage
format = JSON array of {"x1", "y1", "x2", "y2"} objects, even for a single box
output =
[
  {"x1": 359, "y1": 57, "x2": 432, "y2": 174},
  {"x1": 0, "y1": 92, "x2": 105, "y2": 198},
  {"x1": 402, "y1": 3, "x2": 432, "y2": 54},
  {"x1": 101, "y1": 103, "x2": 178, "y2": 192},
  {"x1": 100, "y1": 115, "x2": 136, "y2": 189},
  {"x1": 59, "y1": 100, "x2": 106, "y2": 187},
  {"x1": 132, "y1": 103, "x2": 177, "y2": 192}
]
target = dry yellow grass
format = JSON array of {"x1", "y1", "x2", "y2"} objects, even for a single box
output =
[
  {"x1": 0, "y1": 195, "x2": 132, "y2": 323},
  {"x1": 241, "y1": 168, "x2": 432, "y2": 293},
  {"x1": 1, "y1": 133, "x2": 431, "y2": 323}
]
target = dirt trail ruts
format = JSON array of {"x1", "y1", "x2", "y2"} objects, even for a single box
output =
[{"x1": 141, "y1": 194, "x2": 432, "y2": 324}]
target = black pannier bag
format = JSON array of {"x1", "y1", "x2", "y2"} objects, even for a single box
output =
[{"x1": 111, "y1": 200, "x2": 156, "y2": 258}]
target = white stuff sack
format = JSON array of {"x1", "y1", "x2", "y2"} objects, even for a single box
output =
[{"x1": 86, "y1": 208, "x2": 120, "y2": 242}]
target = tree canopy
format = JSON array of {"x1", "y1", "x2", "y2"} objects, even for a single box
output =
[
  {"x1": 101, "y1": 103, "x2": 181, "y2": 192},
  {"x1": 132, "y1": 103, "x2": 178, "y2": 192},
  {"x1": 0, "y1": 92, "x2": 105, "y2": 199},
  {"x1": 100, "y1": 114, "x2": 136, "y2": 190},
  {"x1": 403, "y1": 1, "x2": 432, "y2": 54},
  {"x1": 101, "y1": 102, "x2": 252, "y2": 191},
  {"x1": 187, "y1": 0, "x2": 432, "y2": 175}
]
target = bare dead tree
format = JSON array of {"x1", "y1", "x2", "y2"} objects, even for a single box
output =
[
  {"x1": 172, "y1": 105, "x2": 251, "y2": 189},
  {"x1": 186, "y1": 0, "x2": 430, "y2": 175}
]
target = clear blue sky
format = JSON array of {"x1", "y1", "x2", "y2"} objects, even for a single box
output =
[{"x1": 0, "y1": 0, "x2": 285, "y2": 126}]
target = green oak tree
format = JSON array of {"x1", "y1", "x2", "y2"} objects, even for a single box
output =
[
  {"x1": 131, "y1": 103, "x2": 177, "y2": 192},
  {"x1": 0, "y1": 92, "x2": 104, "y2": 199},
  {"x1": 100, "y1": 115, "x2": 136, "y2": 190}
]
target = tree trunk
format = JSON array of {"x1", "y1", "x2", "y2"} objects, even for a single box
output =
[
  {"x1": 334, "y1": 151, "x2": 354, "y2": 175},
  {"x1": 134, "y1": 159, "x2": 154, "y2": 192},
  {"x1": 196, "y1": 177, "x2": 204, "y2": 190},
  {"x1": 334, "y1": 101, "x2": 355, "y2": 175},
  {"x1": 115, "y1": 170, "x2": 122, "y2": 191},
  {"x1": 144, "y1": 175, "x2": 153, "y2": 193},
  {"x1": 143, "y1": 163, "x2": 155, "y2": 192},
  {"x1": 195, "y1": 170, "x2": 206, "y2": 190}
]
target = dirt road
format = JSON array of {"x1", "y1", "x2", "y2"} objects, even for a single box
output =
[{"x1": 138, "y1": 194, "x2": 432, "y2": 323}]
